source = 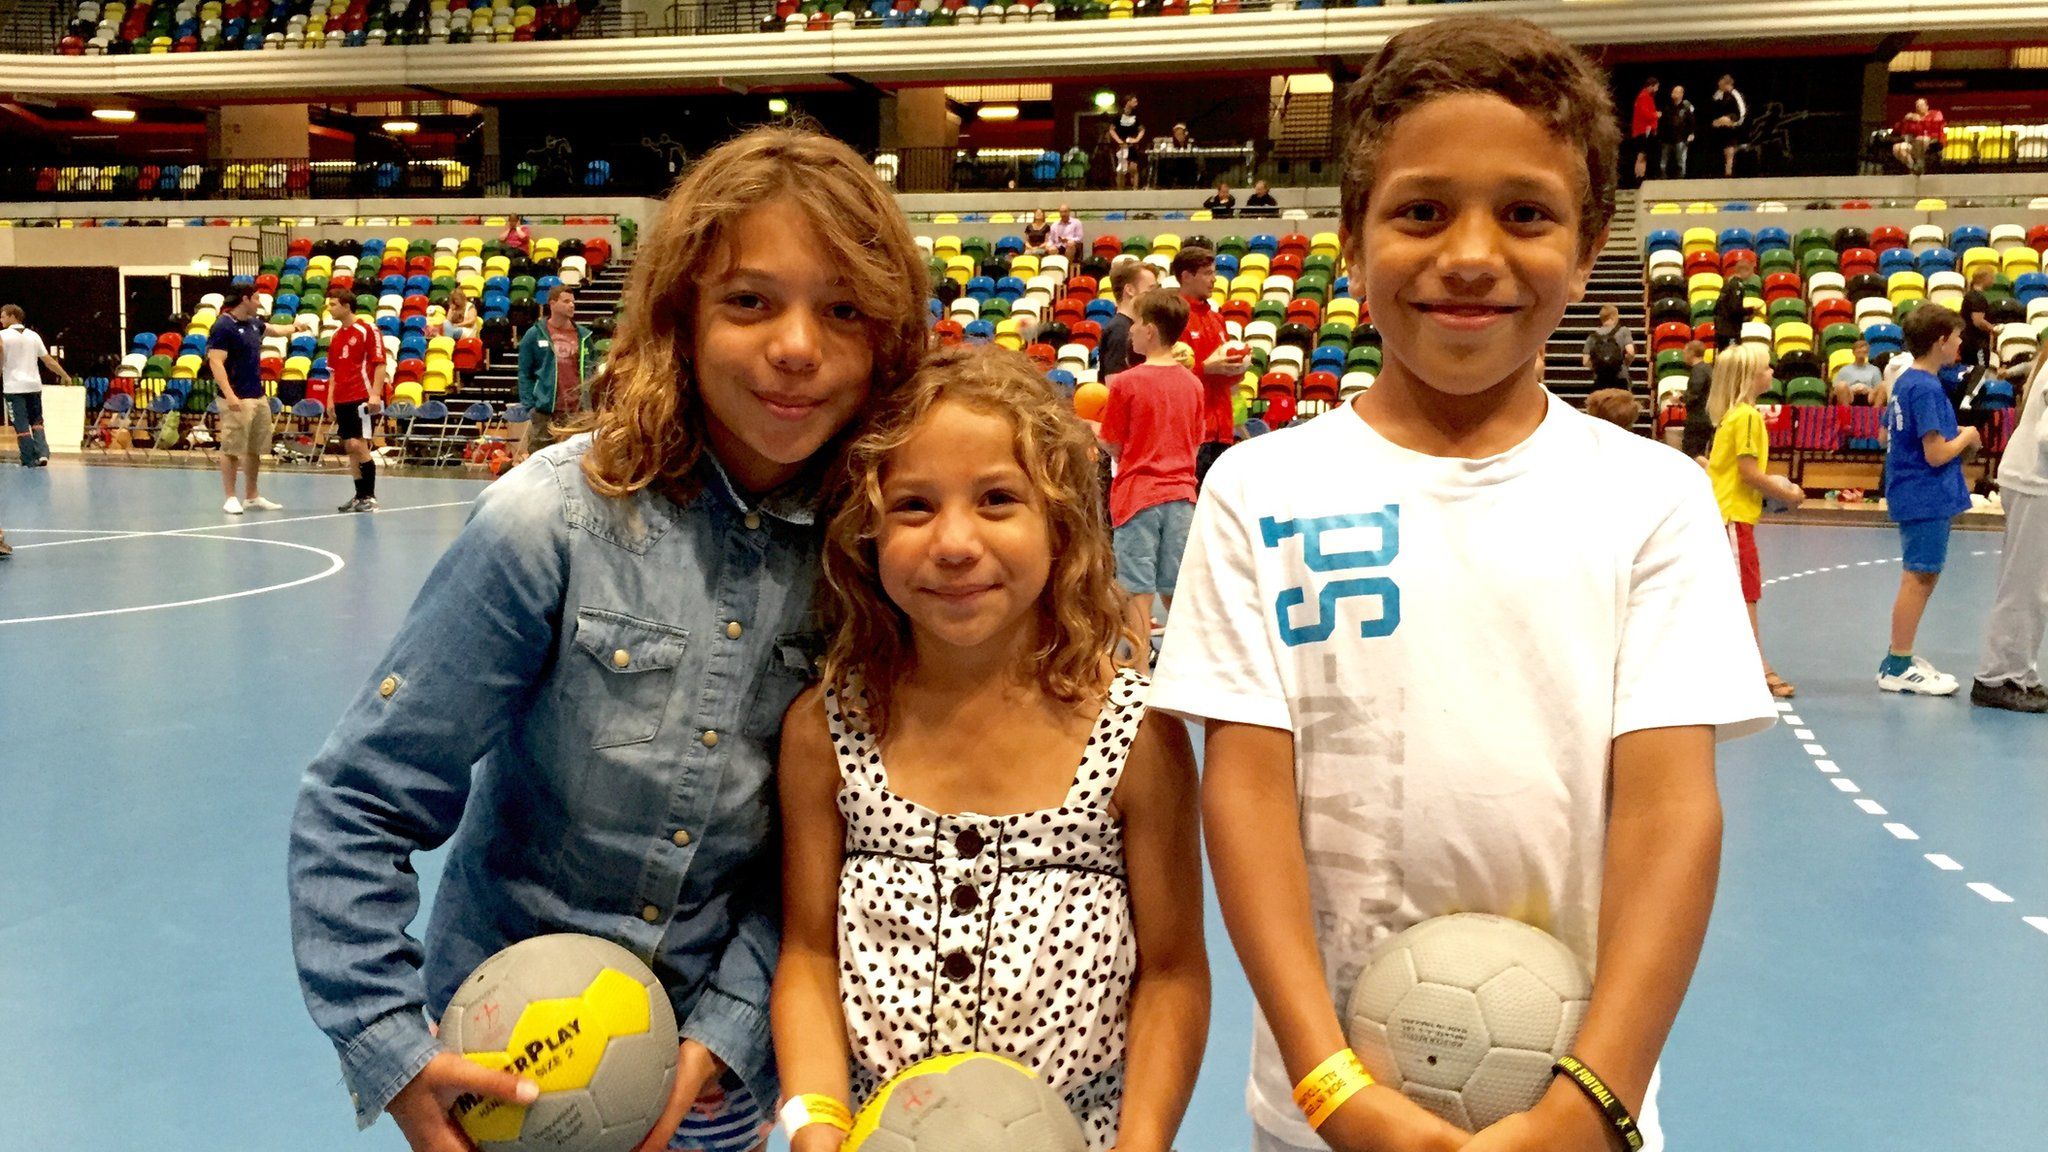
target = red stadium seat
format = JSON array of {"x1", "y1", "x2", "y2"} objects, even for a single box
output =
[
  {"x1": 1285, "y1": 299, "x2": 1321, "y2": 327},
  {"x1": 1692, "y1": 321, "x2": 1717, "y2": 346},
  {"x1": 1066, "y1": 274, "x2": 1098, "y2": 299},
  {"x1": 288, "y1": 238, "x2": 313, "y2": 257},
  {"x1": 1811, "y1": 297, "x2": 1855, "y2": 330},
  {"x1": 454, "y1": 336, "x2": 484, "y2": 372},
  {"x1": 1278, "y1": 233, "x2": 1311, "y2": 258},
  {"x1": 1301, "y1": 370, "x2": 1340, "y2": 404},
  {"x1": 1840, "y1": 248, "x2": 1878, "y2": 278},
  {"x1": 933, "y1": 319, "x2": 965, "y2": 345},
  {"x1": 1271, "y1": 252, "x2": 1304, "y2": 278},
  {"x1": 1069, "y1": 320, "x2": 1102, "y2": 350},
  {"x1": 1871, "y1": 226, "x2": 1908, "y2": 252},
  {"x1": 1762, "y1": 272, "x2": 1802, "y2": 303},
  {"x1": 1221, "y1": 299, "x2": 1253, "y2": 329},
  {"x1": 1685, "y1": 252, "x2": 1720, "y2": 279},
  {"x1": 1654, "y1": 321, "x2": 1693, "y2": 353},
  {"x1": 1025, "y1": 342, "x2": 1058, "y2": 369},
  {"x1": 1093, "y1": 235, "x2": 1122, "y2": 258}
]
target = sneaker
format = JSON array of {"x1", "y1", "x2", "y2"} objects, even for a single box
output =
[
  {"x1": 358, "y1": 497, "x2": 379, "y2": 512},
  {"x1": 338, "y1": 497, "x2": 363, "y2": 513},
  {"x1": 223, "y1": 496, "x2": 245, "y2": 515},
  {"x1": 1971, "y1": 679, "x2": 2048, "y2": 713},
  {"x1": 244, "y1": 495, "x2": 282, "y2": 511},
  {"x1": 0, "y1": 535, "x2": 12, "y2": 559},
  {"x1": 1878, "y1": 655, "x2": 1959, "y2": 696}
]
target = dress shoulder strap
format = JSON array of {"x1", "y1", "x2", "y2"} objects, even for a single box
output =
[
  {"x1": 822, "y1": 675, "x2": 888, "y2": 790},
  {"x1": 1063, "y1": 668, "x2": 1149, "y2": 811}
]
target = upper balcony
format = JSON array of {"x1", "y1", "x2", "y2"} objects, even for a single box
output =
[{"x1": 4, "y1": 0, "x2": 2041, "y2": 102}]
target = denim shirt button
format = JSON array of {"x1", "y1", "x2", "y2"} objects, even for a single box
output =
[
  {"x1": 743, "y1": 513, "x2": 762, "y2": 530},
  {"x1": 612, "y1": 649, "x2": 631, "y2": 669},
  {"x1": 701, "y1": 730, "x2": 719, "y2": 748},
  {"x1": 640, "y1": 904, "x2": 661, "y2": 923},
  {"x1": 672, "y1": 829, "x2": 692, "y2": 848},
  {"x1": 726, "y1": 621, "x2": 743, "y2": 640},
  {"x1": 377, "y1": 676, "x2": 397, "y2": 698}
]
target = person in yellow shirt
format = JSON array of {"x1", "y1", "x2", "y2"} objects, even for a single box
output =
[{"x1": 1708, "y1": 343, "x2": 1806, "y2": 697}]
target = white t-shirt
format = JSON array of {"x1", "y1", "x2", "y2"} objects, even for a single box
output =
[
  {"x1": 1150, "y1": 394, "x2": 1776, "y2": 1148},
  {"x1": 1996, "y1": 361, "x2": 2048, "y2": 497},
  {"x1": 2, "y1": 325, "x2": 50, "y2": 394}
]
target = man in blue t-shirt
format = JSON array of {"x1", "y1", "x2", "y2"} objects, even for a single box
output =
[
  {"x1": 1879, "y1": 303, "x2": 1981, "y2": 695},
  {"x1": 207, "y1": 286, "x2": 296, "y2": 515}
]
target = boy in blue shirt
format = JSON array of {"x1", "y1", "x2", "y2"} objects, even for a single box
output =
[{"x1": 1880, "y1": 303, "x2": 1981, "y2": 695}]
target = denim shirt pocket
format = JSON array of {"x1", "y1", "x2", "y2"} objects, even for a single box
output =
[{"x1": 570, "y1": 607, "x2": 690, "y2": 749}]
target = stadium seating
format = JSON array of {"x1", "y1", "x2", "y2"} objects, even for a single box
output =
[{"x1": 58, "y1": 0, "x2": 594, "y2": 54}]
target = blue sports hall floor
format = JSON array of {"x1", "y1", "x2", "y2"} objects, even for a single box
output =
[{"x1": 3, "y1": 459, "x2": 2043, "y2": 1152}]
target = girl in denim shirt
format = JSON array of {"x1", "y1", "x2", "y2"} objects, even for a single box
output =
[
  {"x1": 288, "y1": 127, "x2": 929, "y2": 1152},
  {"x1": 771, "y1": 348, "x2": 1209, "y2": 1152}
]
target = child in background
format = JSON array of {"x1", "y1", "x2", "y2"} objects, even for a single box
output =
[
  {"x1": 1880, "y1": 303, "x2": 1980, "y2": 695},
  {"x1": 1678, "y1": 339, "x2": 1716, "y2": 460},
  {"x1": 1585, "y1": 387, "x2": 1641, "y2": 431},
  {"x1": 1707, "y1": 343, "x2": 1806, "y2": 698},
  {"x1": 1153, "y1": 17, "x2": 1776, "y2": 1152},
  {"x1": 1971, "y1": 352, "x2": 2048, "y2": 713},
  {"x1": 773, "y1": 347, "x2": 1208, "y2": 1152},
  {"x1": 1100, "y1": 288, "x2": 1206, "y2": 672}
]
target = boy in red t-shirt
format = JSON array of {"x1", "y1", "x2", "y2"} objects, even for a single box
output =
[
  {"x1": 323, "y1": 290, "x2": 388, "y2": 512},
  {"x1": 1097, "y1": 287, "x2": 1205, "y2": 672}
]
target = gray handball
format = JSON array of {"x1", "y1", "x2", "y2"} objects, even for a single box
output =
[
  {"x1": 1345, "y1": 913, "x2": 1592, "y2": 1132},
  {"x1": 439, "y1": 933, "x2": 680, "y2": 1152},
  {"x1": 847, "y1": 1052, "x2": 1088, "y2": 1152}
]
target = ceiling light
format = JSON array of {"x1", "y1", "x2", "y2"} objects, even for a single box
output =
[
  {"x1": 381, "y1": 120, "x2": 419, "y2": 134},
  {"x1": 767, "y1": 98, "x2": 789, "y2": 115},
  {"x1": 1092, "y1": 90, "x2": 1116, "y2": 111},
  {"x1": 91, "y1": 108, "x2": 137, "y2": 123},
  {"x1": 977, "y1": 105, "x2": 1020, "y2": 121}
]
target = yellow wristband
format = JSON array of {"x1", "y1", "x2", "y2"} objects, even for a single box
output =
[
  {"x1": 778, "y1": 1093, "x2": 853, "y2": 1140},
  {"x1": 1291, "y1": 1048, "x2": 1375, "y2": 1130}
]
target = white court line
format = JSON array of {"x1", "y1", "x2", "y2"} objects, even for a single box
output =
[
  {"x1": 11, "y1": 500, "x2": 473, "y2": 551},
  {"x1": 0, "y1": 499, "x2": 475, "y2": 626},
  {"x1": 1764, "y1": 548, "x2": 2042, "y2": 938}
]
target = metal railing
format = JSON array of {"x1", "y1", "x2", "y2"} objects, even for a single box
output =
[
  {"x1": 0, "y1": 155, "x2": 662, "y2": 201},
  {"x1": 877, "y1": 142, "x2": 1262, "y2": 193}
]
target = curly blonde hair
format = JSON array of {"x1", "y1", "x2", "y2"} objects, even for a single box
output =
[
  {"x1": 573, "y1": 125, "x2": 930, "y2": 500},
  {"x1": 820, "y1": 346, "x2": 1136, "y2": 738}
]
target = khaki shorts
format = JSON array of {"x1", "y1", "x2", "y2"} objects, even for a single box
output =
[
  {"x1": 524, "y1": 409, "x2": 553, "y2": 455},
  {"x1": 220, "y1": 397, "x2": 273, "y2": 458}
]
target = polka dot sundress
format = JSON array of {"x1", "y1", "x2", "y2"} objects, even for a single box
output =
[{"x1": 826, "y1": 668, "x2": 1147, "y2": 1152}]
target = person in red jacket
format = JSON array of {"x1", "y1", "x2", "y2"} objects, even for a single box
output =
[
  {"x1": 1171, "y1": 246, "x2": 1247, "y2": 485},
  {"x1": 323, "y1": 289, "x2": 388, "y2": 513},
  {"x1": 1893, "y1": 97, "x2": 1946, "y2": 175},
  {"x1": 1631, "y1": 75, "x2": 1662, "y2": 183}
]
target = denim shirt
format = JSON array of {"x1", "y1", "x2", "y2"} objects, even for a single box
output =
[{"x1": 288, "y1": 434, "x2": 823, "y2": 1127}]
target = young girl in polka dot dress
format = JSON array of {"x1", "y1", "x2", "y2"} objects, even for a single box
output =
[{"x1": 772, "y1": 346, "x2": 1209, "y2": 1152}]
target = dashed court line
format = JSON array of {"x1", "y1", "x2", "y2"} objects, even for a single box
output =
[{"x1": 1764, "y1": 542, "x2": 2040, "y2": 935}]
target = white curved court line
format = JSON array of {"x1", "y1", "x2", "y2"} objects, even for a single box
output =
[
  {"x1": 0, "y1": 535, "x2": 346, "y2": 626},
  {"x1": 9, "y1": 499, "x2": 476, "y2": 551}
]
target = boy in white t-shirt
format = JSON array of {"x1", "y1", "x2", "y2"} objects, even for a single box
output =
[{"x1": 1150, "y1": 17, "x2": 1776, "y2": 1152}]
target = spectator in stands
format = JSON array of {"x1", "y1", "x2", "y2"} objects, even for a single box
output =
[
  {"x1": 324, "y1": 290, "x2": 388, "y2": 514},
  {"x1": 1097, "y1": 259, "x2": 1160, "y2": 380},
  {"x1": 1879, "y1": 303, "x2": 1979, "y2": 695},
  {"x1": 500, "y1": 212, "x2": 531, "y2": 255},
  {"x1": 1830, "y1": 339, "x2": 1886, "y2": 406},
  {"x1": 1050, "y1": 203, "x2": 1085, "y2": 264},
  {"x1": 1586, "y1": 387, "x2": 1641, "y2": 431},
  {"x1": 1679, "y1": 339, "x2": 1716, "y2": 459},
  {"x1": 1630, "y1": 76, "x2": 1661, "y2": 184},
  {"x1": 208, "y1": 286, "x2": 297, "y2": 515},
  {"x1": 286, "y1": 126, "x2": 932, "y2": 1152},
  {"x1": 1169, "y1": 246, "x2": 1246, "y2": 485},
  {"x1": 517, "y1": 286, "x2": 592, "y2": 458},
  {"x1": 1023, "y1": 208, "x2": 1053, "y2": 256},
  {"x1": 1581, "y1": 303, "x2": 1635, "y2": 393},
  {"x1": 1659, "y1": 84, "x2": 1696, "y2": 179},
  {"x1": 1707, "y1": 74, "x2": 1748, "y2": 177},
  {"x1": 1109, "y1": 96, "x2": 1147, "y2": 190},
  {"x1": 439, "y1": 286, "x2": 478, "y2": 341},
  {"x1": 1961, "y1": 267, "x2": 1995, "y2": 370},
  {"x1": 1242, "y1": 179, "x2": 1279, "y2": 218},
  {"x1": 1, "y1": 303, "x2": 70, "y2": 468},
  {"x1": 1708, "y1": 342, "x2": 1806, "y2": 698},
  {"x1": 1158, "y1": 122, "x2": 1198, "y2": 187},
  {"x1": 1203, "y1": 179, "x2": 1237, "y2": 218},
  {"x1": 1971, "y1": 352, "x2": 2048, "y2": 712},
  {"x1": 1714, "y1": 250, "x2": 1755, "y2": 353},
  {"x1": 1892, "y1": 98, "x2": 1946, "y2": 175},
  {"x1": 1099, "y1": 287, "x2": 1205, "y2": 674}
]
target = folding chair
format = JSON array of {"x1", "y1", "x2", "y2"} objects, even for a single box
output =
[
  {"x1": 144, "y1": 392, "x2": 181, "y2": 455},
  {"x1": 414, "y1": 399, "x2": 459, "y2": 466},
  {"x1": 383, "y1": 399, "x2": 420, "y2": 465},
  {"x1": 461, "y1": 401, "x2": 497, "y2": 469},
  {"x1": 90, "y1": 393, "x2": 136, "y2": 457},
  {"x1": 277, "y1": 399, "x2": 331, "y2": 467}
]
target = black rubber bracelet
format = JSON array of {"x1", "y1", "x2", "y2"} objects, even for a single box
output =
[{"x1": 1553, "y1": 1055, "x2": 1645, "y2": 1151}]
